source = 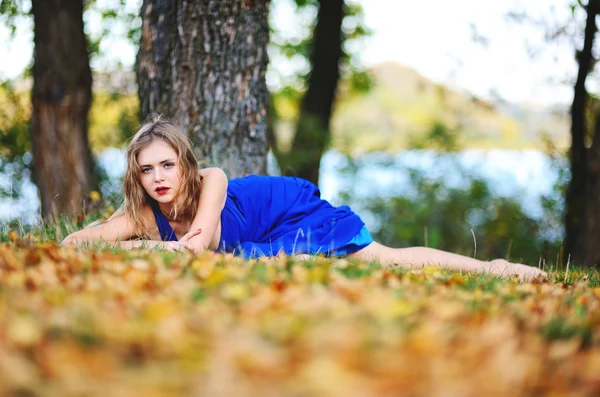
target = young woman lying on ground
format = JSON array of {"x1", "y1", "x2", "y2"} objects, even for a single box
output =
[{"x1": 62, "y1": 117, "x2": 547, "y2": 281}]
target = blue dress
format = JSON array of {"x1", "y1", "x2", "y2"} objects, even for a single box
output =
[{"x1": 150, "y1": 175, "x2": 373, "y2": 259}]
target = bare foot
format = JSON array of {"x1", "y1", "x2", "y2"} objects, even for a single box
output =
[{"x1": 488, "y1": 259, "x2": 548, "y2": 281}]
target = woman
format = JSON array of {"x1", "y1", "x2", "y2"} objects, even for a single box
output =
[{"x1": 63, "y1": 118, "x2": 547, "y2": 280}]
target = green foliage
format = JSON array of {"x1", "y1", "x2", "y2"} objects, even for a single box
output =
[
  {"x1": 363, "y1": 175, "x2": 555, "y2": 264},
  {"x1": 89, "y1": 91, "x2": 139, "y2": 150},
  {"x1": 83, "y1": 0, "x2": 142, "y2": 64},
  {"x1": 0, "y1": 0, "x2": 29, "y2": 36},
  {"x1": 541, "y1": 315, "x2": 592, "y2": 343},
  {"x1": 0, "y1": 79, "x2": 31, "y2": 199},
  {"x1": 0, "y1": 80, "x2": 29, "y2": 159},
  {"x1": 269, "y1": 0, "x2": 373, "y2": 126},
  {"x1": 408, "y1": 121, "x2": 461, "y2": 151}
]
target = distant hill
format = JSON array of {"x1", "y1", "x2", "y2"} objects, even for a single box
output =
[
  {"x1": 3, "y1": 64, "x2": 570, "y2": 155},
  {"x1": 329, "y1": 62, "x2": 570, "y2": 153}
]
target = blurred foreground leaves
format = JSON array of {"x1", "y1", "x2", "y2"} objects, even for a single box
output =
[{"x1": 0, "y1": 241, "x2": 599, "y2": 396}]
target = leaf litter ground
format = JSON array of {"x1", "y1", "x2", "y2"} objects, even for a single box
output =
[{"x1": 0, "y1": 241, "x2": 599, "y2": 396}]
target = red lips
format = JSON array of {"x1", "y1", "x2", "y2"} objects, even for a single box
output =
[{"x1": 155, "y1": 186, "x2": 170, "y2": 195}]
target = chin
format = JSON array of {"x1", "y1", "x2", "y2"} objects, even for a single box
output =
[{"x1": 153, "y1": 194, "x2": 174, "y2": 203}]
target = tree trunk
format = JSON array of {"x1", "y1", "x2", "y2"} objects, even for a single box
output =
[
  {"x1": 30, "y1": 0, "x2": 98, "y2": 221},
  {"x1": 279, "y1": 0, "x2": 345, "y2": 186},
  {"x1": 137, "y1": 0, "x2": 270, "y2": 178},
  {"x1": 564, "y1": 0, "x2": 598, "y2": 265},
  {"x1": 585, "y1": 110, "x2": 600, "y2": 267}
]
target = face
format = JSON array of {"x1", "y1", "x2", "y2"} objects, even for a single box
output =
[{"x1": 137, "y1": 140, "x2": 181, "y2": 207}]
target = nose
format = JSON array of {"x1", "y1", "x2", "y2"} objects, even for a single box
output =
[{"x1": 154, "y1": 168, "x2": 164, "y2": 182}]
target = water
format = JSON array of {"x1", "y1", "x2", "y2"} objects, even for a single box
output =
[
  {"x1": 0, "y1": 149, "x2": 566, "y2": 229},
  {"x1": 320, "y1": 149, "x2": 565, "y2": 219}
]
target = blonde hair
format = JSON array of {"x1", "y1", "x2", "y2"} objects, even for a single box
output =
[{"x1": 121, "y1": 116, "x2": 203, "y2": 238}]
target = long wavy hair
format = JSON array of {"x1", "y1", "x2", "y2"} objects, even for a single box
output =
[{"x1": 121, "y1": 116, "x2": 203, "y2": 238}]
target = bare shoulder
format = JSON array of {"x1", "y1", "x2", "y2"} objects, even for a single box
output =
[{"x1": 199, "y1": 167, "x2": 227, "y2": 180}]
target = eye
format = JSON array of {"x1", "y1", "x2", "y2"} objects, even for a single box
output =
[
  {"x1": 164, "y1": 162, "x2": 175, "y2": 169},
  {"x1": 141, "y1": 167, "x2": 152, "y2": 174}
]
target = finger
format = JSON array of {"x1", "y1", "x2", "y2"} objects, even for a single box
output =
[
  {"x1": 181, "y1": 228, "x2": 202, "y2": 242},
  {"x1": 178, "y1": 243, "x2": 196, "y2": 253},
  {"x1": 178, "y1": 245, "x2": 191, "y2": 253},
  {"x1": 173, "y1": 244, "x2": 191, "y2": 253},
  {"x1": 163, "y1": 244, "x2": 176, "y2": 252}
]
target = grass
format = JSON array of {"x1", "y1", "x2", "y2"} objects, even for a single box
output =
[{"x1": 0, "y1": 225, "x2": 599, "y2": 396}]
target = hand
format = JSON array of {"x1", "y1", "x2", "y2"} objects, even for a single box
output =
[
  {"x1": 488, "y1": 259, "x2": 548, "y2": 281},
  {"x1": 162, "y1": 228, "x2": 203, "y2": 253}
]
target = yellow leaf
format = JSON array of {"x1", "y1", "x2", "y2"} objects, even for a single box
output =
[
  {"x1": 548, "y1": 339, "x2": 580, "y2": 360},
  {"x1": 204, "y1": 267, "x2": 227, "y2": 286},
  {"x1": 89, "y1": 190, "x2": 101, "y2": 202},
  {"x1": 391, "y1": 300, "x2": 418, "y2": 317},
  {"x1": 7, "y1": 316, "x2": 42, "y2": 347},
  {"x1": 221, "y1": 282, "x2": 250, "y2": 302},
  {"x1": 191, "y1": 258, "x2": 215, "y2": 279},
  {"x1": 8, "y1": 230, "x2": 19, "y2": 243},
  {"x1": 448, "y1": 273, "x2": 466, "y2": 286},
  {"x1": 143, "y1": 301, "x2": 176, "y2": 322},
  {"x1": 308, "y1": 266, "x2": 327, "y2": 283},
  {"x1": 423, "y1": 265, "x2": 442, "y2": 277}
]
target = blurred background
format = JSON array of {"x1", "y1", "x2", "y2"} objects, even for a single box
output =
[{"x1": 0, "y1": 0, "x2": 597, "y2": 266}]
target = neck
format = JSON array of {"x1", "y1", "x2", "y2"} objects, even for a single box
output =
[{"x1": 158, "y1": 202, "x2": 175, "y2": 219}]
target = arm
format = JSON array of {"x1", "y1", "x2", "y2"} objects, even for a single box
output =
[
  {"x1": 113, "y1": 237, "x2": 201, "y2": 251},
  {"x1": 62, "y1": 213, "x2": 202, "y2": 252},
  {"x1": 186, "y1": 167, "x2": 228, "y2": 252},
  {"x1": 61, "y1": 211, "x2": 137, "y2": 247}
]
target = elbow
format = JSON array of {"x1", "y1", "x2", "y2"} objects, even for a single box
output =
[
  {"x1": 61, "y1": 235, "x2": 75, "y2": 246},
  {"x1": 191, "y1": 242, "x2": 209, "y2": 254},
  {"x1": 62, "y1": 232, "x2": 85, "y2": 247}
]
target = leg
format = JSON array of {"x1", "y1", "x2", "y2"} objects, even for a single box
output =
[{"x1": 349, "y1": 242, "x2": 547, "y2": 280}]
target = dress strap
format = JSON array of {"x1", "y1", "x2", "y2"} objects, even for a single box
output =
[{"x1": 149, "y1": 200, "x2": 178, "y2": 241}]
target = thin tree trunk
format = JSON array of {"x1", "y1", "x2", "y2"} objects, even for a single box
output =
[
  {"x1": 565, "y1": 0, "x2": 599, "y2": 264},
  {"x1": 585, "y1": 109, "x2": 600, "y2": 267},
  {"x1": 30, "y1": 0, "x2": 98, "y2": 221},
  {"x1": 137, "y1": 0, "x2": 270, "y2": 178},
  {"x1": 280, "y1": 0, "x2": 345, "y2": 186}
]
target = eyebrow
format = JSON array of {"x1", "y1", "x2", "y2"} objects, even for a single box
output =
[{"x1": 139, "y1": 158, "x2": 176, "y2": 168}]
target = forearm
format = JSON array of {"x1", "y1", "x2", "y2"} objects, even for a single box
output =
[
  {"x1": 63, "y1": 237, "x2": 166, "y2": 250},
  {"x1": 113, "y1": 240, "x2": 167, "y2": 250}
]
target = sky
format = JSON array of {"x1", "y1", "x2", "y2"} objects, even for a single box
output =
[
  {"x1": 0, "y1": 0, "x2": 580, "y2": 107},
  {"x1": 356, "y1": 0, "x2": 577, "y2": 106}
]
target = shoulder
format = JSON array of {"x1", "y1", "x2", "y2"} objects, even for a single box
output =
[
  {"x1": 127, "y1": 203, "x2": 157, "y2": 232},
  {"x1": 200, "y1": 167, "x2": 228, "y2": 181}
]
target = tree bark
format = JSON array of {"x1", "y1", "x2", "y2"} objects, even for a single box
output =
[
  {"x1": 30, "y1": 0, "x2": 98, "y2": 221},
  {"x1": 564, "y1": 0, "x2": 599, "y2": 265},
  {"x1": 279, "y1": 0, "x2": 345, "y2": 186},
  {"x1": 137, "y1": 0, "x2": 270, "y2": 178},
  {"x1": 585, "y1": 109, "x2": 600, "y2": 266}
]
